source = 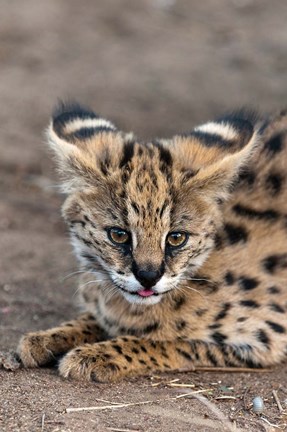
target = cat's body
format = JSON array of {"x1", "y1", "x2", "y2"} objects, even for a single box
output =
[{"x1": 18, "y1": 104, "x2": 287, "y2": 381}]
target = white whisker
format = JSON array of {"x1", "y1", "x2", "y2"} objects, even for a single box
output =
[
  {"x1": 169, "y1": 280, "x2": 206, "y2": 300},
  {"x1": 178, "y1": 276, "x2": 212, "y2": 283},
  {"x1": 62, "y1": 269, "x2": 90, "y2": 282}
]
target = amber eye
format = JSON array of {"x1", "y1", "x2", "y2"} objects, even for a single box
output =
[
  {"x1": 108, "y1": 228, "x2": 130, "y2": 245},
  {"x1": 166, "y1": 232, "x2": 188, "y2": 248}
]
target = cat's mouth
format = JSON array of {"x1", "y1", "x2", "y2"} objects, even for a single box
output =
[
  {"x1": 112, "y1": 279, "x2": 171, "y2": 304},
  {"x1": 136, "y1": 288, "x2": 158, "y2": 297},
  {"x1": 120, "y1": 285, "x2": 159, "y2": 298}
]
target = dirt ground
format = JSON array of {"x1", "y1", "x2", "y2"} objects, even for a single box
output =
[{"x1": 1, "y1": 0, "x2": 287, "y2": 431}]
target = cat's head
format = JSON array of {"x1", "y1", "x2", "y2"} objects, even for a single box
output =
[{"x1": 47, "y1": 102, "x2": 260, "y2": 305}]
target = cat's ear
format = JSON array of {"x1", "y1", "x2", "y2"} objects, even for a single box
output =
[
  {"x1": 46, "y1": 102, "x2": 121, "y2": 192},
  {"x1": 171, "y1": 111, "x2": 261, "y2": 201}
]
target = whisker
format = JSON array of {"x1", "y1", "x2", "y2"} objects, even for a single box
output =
[
  {"x1": 62, "y1": 270, "x2": 90, "y2": 282},
  {"x1": 81, "y1": 279, "x2": 110, "y2": 288},
  {"x1": 73, "y1": 277, "x2": 112, "y2": 299},
  {"x1": 178, "y1": 277, "x2": 212, "y2": 283},
  {"x1": 169, "y1": 280, "x2": 206, "y2": 300},
  {"x1": 104, "y1": 286, "x2": 119, "y2": 303},
  {"x1": 179, "y1": 285, "x2": 206, "y2": 300}
]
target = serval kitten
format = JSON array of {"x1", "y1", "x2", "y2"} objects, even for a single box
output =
[{"x1": 18, "y1": 103, "x2": 287, "y2": 382}]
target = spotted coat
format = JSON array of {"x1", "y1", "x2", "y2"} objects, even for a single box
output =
[{"x1": 18, "y1": 103, "x2": 287, "y2": 382}]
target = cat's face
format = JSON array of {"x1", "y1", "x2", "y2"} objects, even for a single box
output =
[
  {"x1": 49, "y1": 103, "x2": 259, "y2": 305},
  {"x1": 63, "y1": 143, "x2": 220, "y2": 305}
]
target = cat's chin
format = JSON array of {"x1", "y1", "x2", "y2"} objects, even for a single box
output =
[{"x1": 120, "y1": 290, "x2": 163, "y2": 306}]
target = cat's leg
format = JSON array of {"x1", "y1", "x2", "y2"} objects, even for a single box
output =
[
  {"x1": 58, "y1": 336, "x2": 271, "y2": 382},
  {"x1": 18, "y1": 313, "x2": 107, "y2": 367}
]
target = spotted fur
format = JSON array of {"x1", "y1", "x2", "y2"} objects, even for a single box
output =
[{"x1": 18, "y1": 103, "x2": 287, "y2": 382}]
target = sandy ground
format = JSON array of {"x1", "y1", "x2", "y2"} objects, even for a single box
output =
[{"x1": 1, "y1": 0, "x2": 287, "y2": 431}]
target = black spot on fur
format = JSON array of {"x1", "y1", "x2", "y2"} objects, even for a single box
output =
[
  {"x1": 181, "y1": 169, "x2": 198, "y2": 183},
  {"x1": 195, "y1": 308, "x2": 208, "y2": 317},
  {"x1": 265, "y1": 173, "x2": 284, "y2": 195},
  {"x1": 264, "y1": 133, "x2": 284, "y2": 156},
  {"x1": 268, "y1": 286, "x2": 281, "y2": 294},
  {"x1": 119, "y1": 141, "x2": 135, "y2": 168},
  {"x1": 240, "y1": 300, "x2": 260, "y2": 308},
  {"x1": 206, "y1": 349, "x2": 218, "y2": 366},
  {"x1": 106, "y1": 363, "x2": 121, "y2": 372},
  {"x1": 176, "y1": 320, "x2": 187, "y2": 331},
  {"x1": 142, "y1": 322, "x2": 160, "y2": 334},
  {"x1": 224, "y1": 272, "x2": 235, "y2": 285},
  {"x1": 176, "y1": 348, "x2": 192, "y2": 361},
  {"x1": 152, "y1": 141, "x2": 173, "y2": 169},
  {"x1": 266, "y1": 321, "x2": 285, "y2": 334},
  {"x1": 256, "y1": 329, "x2": 270, "y2": 348},
  {"x1": 102, "y1": 354, "x2": 112, "y2": 360},
  {"x1": 131, "y1": 201, "x2": 140, "y2": 214},
  {"x1": 150, "y1": 356, "x2": 159, "y2": 365},
  {"x1": 174, "y1": 295, "x2": 186, "y2": 310},
  {"x1": 237, "y1": 169, "x2": 256, "y2": 187},
  {"x1": 224, "y1": 223, "x2": 248, "y2": 244},
  {"x1": 211, "y1": 331, "x2": 227, "y2": 345},
  {"x1": 70, "y1": 219, "x2": 86, "y2": 228},
  {"x1": 237, "y1": 317, "x2": 247, "y2": 323},
  {"x1": 269, "y1": 303, "x2": 285, "y2": 313},
  {"x1": 192, "y1": 278, "x2": 219, "y2": 294},
  {"x1": 233, "y1": 204, "x2": 279, "y2": 221},
  {"x1": 124, "y1": 355, "x2": 133, "y2": 363},
  {"x1": 112, "y1": 344, "x2": 123, "y2": 354},
  {"x1": 82, "y1": 330, "x2": 92, "y2": 335},
  {"x1": 262, "y1": 254, "x2": 287, "y2": 274},
  {"x1": 139, "y1": 359, "x2": 146, "y2": 365},
  {"x1": 208, "y1": 323, "x2": 222, "y2": 330},
  {"x1": 214, "y1": 233, "x2": 223, "y2": 250},
  {"x1": 214, "y1": 303, "x2": 232, "y2": 321},
  {"x1": 239, "y1": 277, "x2": 259, "y2": 291}
]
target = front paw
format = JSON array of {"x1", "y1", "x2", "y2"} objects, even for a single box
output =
[
  {"x1": 59, "y1": 344, "x2": 124, "y2": 382},
  {"x1": 17, "y1": 332, "x2": 56, "y2": 367}
]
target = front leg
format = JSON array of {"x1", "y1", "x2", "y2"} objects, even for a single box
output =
[
  {"x1": 58, "y1": 336, "x2": 263, "y2": 382},
  {"x1": 18, "y1": 313, "x2": 107, "y2": 367}
]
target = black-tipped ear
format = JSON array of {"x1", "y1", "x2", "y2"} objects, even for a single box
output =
[
  {"x1": 169, "y1": 109, "x2": 261, "y2": 201},
  {"x1": 170, "y1": 109, "x2": 261, "y2": 171},
  {"x1": 51, "y1": 101, "x2": 117, "y2": 143},
  {"x1": 189, "y1": 109, "x2": 260, "y2": 154},
  {"x1": 46, "y1": 101, "x2": 120, "y2": 193}
]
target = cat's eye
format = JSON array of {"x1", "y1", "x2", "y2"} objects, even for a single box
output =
[
  {"x1": 108, "y1": 228, "x2": 131, "y2": 245},
  {"x1": 166, "y1": 232, "x2": 188, "y2": 248}
]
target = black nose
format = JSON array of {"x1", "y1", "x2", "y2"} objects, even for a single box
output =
[
  {"x1": 132, "y1": 261, "x2": 165, "y2": 288},
  {"x1": 136, "y1": 270, "x2": 162, "y2": 288}
]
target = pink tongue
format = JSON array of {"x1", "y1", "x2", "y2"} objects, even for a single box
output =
[{"x1": 137, "y1": 289, "x2": 154, "y2": 297}]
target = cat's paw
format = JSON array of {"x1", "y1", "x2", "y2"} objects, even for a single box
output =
[
  {"x1": 58, "y1": 343, "x2": 125, "y2": 382},
  {"x1": 17, "y1": 331, "x2": 68, "y2": 367}
]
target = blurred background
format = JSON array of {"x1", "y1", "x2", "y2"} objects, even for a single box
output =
[
  {"x1": 1, "y1": 2, "x2": 287, "y2": 430},
  {"x1": 1, "y1": 0, "x2": 287, "y2": 346}
]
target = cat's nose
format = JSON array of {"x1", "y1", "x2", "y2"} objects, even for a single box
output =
[
  {"x1": 132, "y1": 261, "x2": 165, "y2": 288},
  {"x1": 135, "y1": 269, "x2": 162, "y2": 288}
]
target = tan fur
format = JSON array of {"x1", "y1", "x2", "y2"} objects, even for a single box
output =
[{"x1": 18, "y1": 105, "x2": 287, "y2": 382}]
